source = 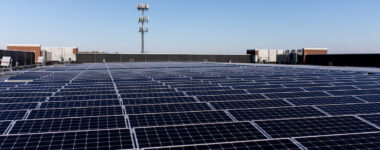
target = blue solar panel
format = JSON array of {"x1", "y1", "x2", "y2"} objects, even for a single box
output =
[
  {"x1": 255, "y1": 116, "x2": 378, "y2": 138},
  {"x1": 28, "y1": 106, "x2": 124, "y2": 119},
  {"x1": 2, "y1": 62, "x2": 380, "y2": 149},
  {"x1": 287, "y1": 96, "x2": 363, "y2": 106},
  {"x1": 0, "y1": 129, "x2": 134, "y2": 149},
  {"x1": 210, "y1": 100, "x2": 291, "y2": 109},
  {"x1": 135, "y1": 122, "x2": 267, "y2": 148},
  {"x1": 10, "y1": 115, "x2": 126, "y2": 134},
  {"x1": 296, "y1": 132, "x2": 380, "y2": 150},
  {"x1": 144, "y1": 139, "x2": 301, "y2": 150},
  {"x1": 125, "y1": 103, "x2": 212, "y2": 114},
  {"x1": 229, "y1": 106, "x2": 326, "y2": 121},
  {"x1": 317, "y1": 103, "x2": 380, "y2": 115}
]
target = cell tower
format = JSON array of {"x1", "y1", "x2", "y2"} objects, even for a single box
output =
[{"x1": 137, "y1": 3, "x2": 149, "y2": 54}]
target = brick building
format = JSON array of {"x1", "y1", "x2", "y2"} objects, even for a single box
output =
[{"x1": 6, "y1": 44, "x2": 41, "y2": 62}]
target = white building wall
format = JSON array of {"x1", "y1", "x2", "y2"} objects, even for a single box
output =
[
  {"x1": 41, "y1": 47, "x2": 77, "y2": 61},
  {"x1": 255, "y1": 49, "x2": 285, "y2": 63}
]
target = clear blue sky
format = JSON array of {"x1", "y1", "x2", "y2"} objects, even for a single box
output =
[{"x1": 0, "y1": 0, "x2": 379, "y2": 54}]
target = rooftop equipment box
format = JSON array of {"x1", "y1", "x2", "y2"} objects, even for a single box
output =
[{"x1": 41, "y1": 47, "x2": 77, "y2": 62}]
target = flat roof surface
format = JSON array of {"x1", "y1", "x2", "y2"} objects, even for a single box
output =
[{"x1": 0, "y1": 62, "x2": 379, "y2": 149}]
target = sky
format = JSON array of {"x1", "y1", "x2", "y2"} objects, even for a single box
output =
[{"x1": 0, "y1": 0, "x2": 379, "y2": 54}]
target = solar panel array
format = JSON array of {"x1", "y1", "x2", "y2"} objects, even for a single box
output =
[{"x1": 1, "y1": 62, "x2": 380, "y2": 149}]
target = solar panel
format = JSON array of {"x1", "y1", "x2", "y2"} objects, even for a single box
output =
[
  {"x1": 122, "y1": 97, "x2": 196, "y2": 105},
  {"x1": 287, "y1": 96, "x2": 363, "y2": 106},
  {"x1": 303, "y1": 86, "x2": 358, "y2": 91},
  {"x1": 328, "y1": 89, "x2": 380, "y2": 96},
  {"x1": 356, "y1": 95, "x2": 380, "y2": 102},
  {"x1": 121, "y1": 92, "x2": 185, "y2": 98},
  {"x1": 125, "y1": 103, "x2": 212, "y2": 114},
  {"x1": 255, "y1": 116, "x2": 378, "y2": 138},
  {"x1": 0, "y1": 93, "x2": 52, "y2": 97},
  {"x1": 0, "y1": 103, "x2": 38, "y2": 111},
  {"x1": 210, "y1": 100, "x2": 291, "y2": 109},
  {"x1": 0, "y1": 121, "x2": 11, "y2": 134},
  {"x1": 196, "y1": 94, "x2": 265, "y2": 102},
  {"x1": 49, "y1": 95, "x2": 118, "y2": 101},
  {"x1": 185, "y1": 90, "x2": 247, "y2": 96},
  {"x1": 9, "y1": 115, "x2": 126, "y2": 134},
  {"x1": 247, "y1": 88, "x2": 304, "y2": 94},
  {"x1": 135, "y1": 122, "x2": 267, "y2": 148},
  {"x1": 360, "y1": 114, "x2": 380, "y2": 127},
  {"x1": 0, "y1": 110, "x2": 27, "y2": 121},
  {"x1": 317, "y1": 103, "x2": 380, "y2": 115},
  {"x1": 40, "y1": 100, "x2": 120, "y2": 109},
  {"x1": 0, "y1": 129, "x2": 134, "y2": 149},
  {"x1": 129, "y1": 110, "x2": 232, "y2": 128},
  {"x1": 27, "y1": 106, "x2": 124, "y2": 119},
  {"x1": 229, "y1": 106, "x2": 326, "y2": 121},
  {"x1": 3, "y1": 62, "x2": 380, "y2": 149},
  {"x1": 295, "y1": 132, "x2": 380, "y2": 150},
  {"x1": 264, "y1": 91, "x2": 329, "y2": 99},
  {"x1": 143, "y1": 139, "x2": 301, "y2": 150}
]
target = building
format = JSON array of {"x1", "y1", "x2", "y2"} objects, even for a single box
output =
[
  {"x1": 6, "y1": 44, "x2": 78, "y2": 63},
  {"x1": 247, "y1": 48, "x2": 328, "y2": 64},
  {"x1": 6, "y1": 44, "x2": 41, "y2": 62},
  {"x1": 301, "y1": 48, "x2": 328, "y2": 64}
]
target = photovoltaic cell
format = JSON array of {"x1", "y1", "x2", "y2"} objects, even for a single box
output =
[
  {"x1": 356, "y1": 95, "x2": 380, "y2": 102},
  {"x1": 185, "y1": 90, "x2": 246, "y2": 96},
  {"x1": 264, "y1": 91, "x2": 328, "y2": 99},
  {"x1": 125, "y1": 103, "x2": 212, "y2": 114},
  {"x1": 135, "y1": 122, "x2": 267, "y2": 148},
  {"x1": 0, "y1": 110, "x2": 27, "y2": 121},
  {"x1": 0, "y1": 103, "x2": 38, "y2": 111},
  {"x1": 287, "y1": 96, "x2": 363, "y2": 106},
  {"x1": 121, "y1": 92, "x2": 185, "y2": 99},
  {"x1": 48, "y1": 95, "x2": 118, "y2": 101},
  {"x1": 196, "y1": 94, "x2": 266, "y2": 102},
  {"x1": 296, "y1": 132, "x2": 380, "y2": 150},
  {"x1": 303, "y1": 86, "x2": 357, "y2": 91},
  {"x1": 40, "y1": 100, "x2": 120, "y2": 109},
  {"x1": 360, "y1": 114, "x2": 380, "y2": 126},
  {"x1": 143, "y1": 139, "x2": 301, "y2": 150},
  {"x1": 27, "y1": 106, "x2": 123, "y2": 119},
  {"x1": 328, "y1": 89, "x2": 380, "y2": 96},
  {"x1": 247, "y1": 88, "x2": 304, "y2": 94},
  {"x1": 0, "y1": 121, "x2": 11, "y2": 134},
  {"x1": 255, "y1": 116, "x2": 378, "y2": 138},
  {"x1": 210, "y1": 100, "x2": 291, "y2": 109},
  {"x1": 10, "y1": 115, "x2": 126, "y2": 134},
  {"x1": 0, "y1": 97, "x2": 46, "y2": 103},
  {"x1": 317, "y1": 103, "x2": 380, "y2": 115},
  {"x1": 122, "y1": 97, "x2": 196, "y2": 105},
  {"x1": 229, "y1": 106, "x2": 326, "y2": 121},
  {"x1": 129, "y1": 110, "x2": 232, "y2": 128},
  {"x1": 0, "y1": 129, "x2": 134, "y2": 149}
]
